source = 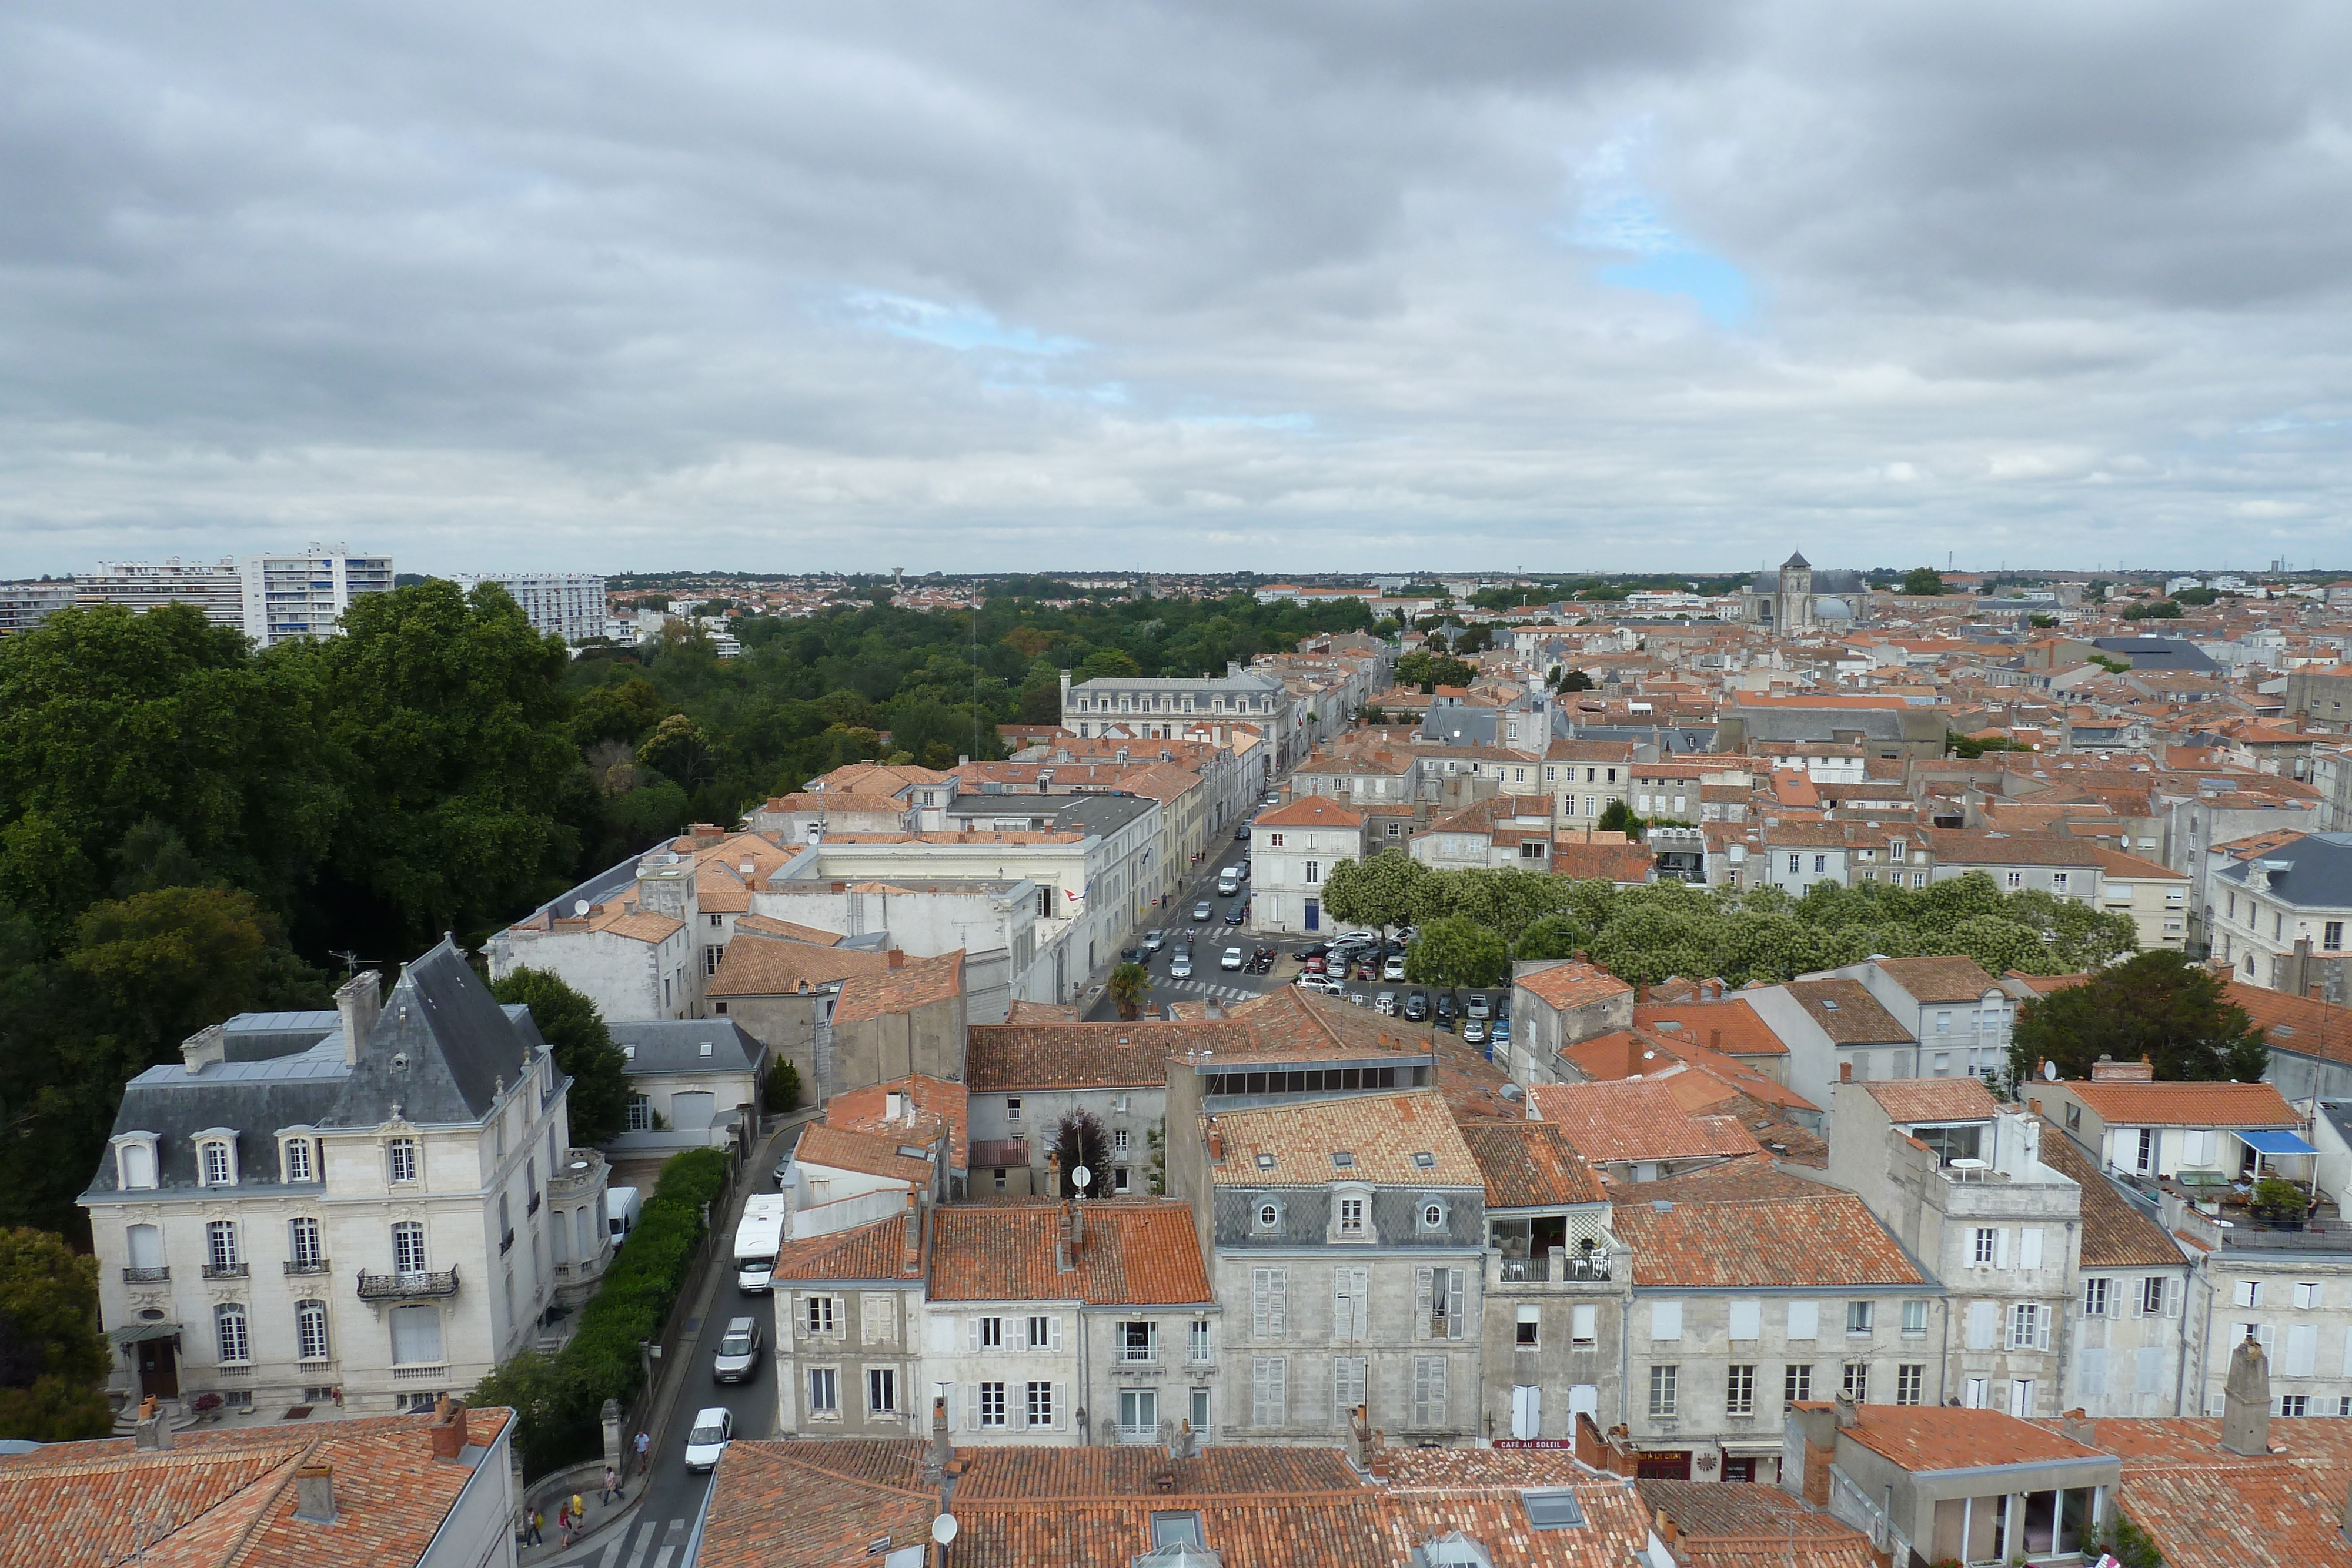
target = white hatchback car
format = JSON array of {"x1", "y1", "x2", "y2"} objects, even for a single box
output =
[
  {"x1": 1221, "y1": 946, "x2": 1245, "y2": 971},
  {"x1": 683, "y1": 1406, "x2": 734, "y2": 1473}
]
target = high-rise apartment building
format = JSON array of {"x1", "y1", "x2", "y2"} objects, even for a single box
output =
[
  {"x1": 0, "y1": 581, "x2": 78, "y2": 635},
  {"x1": 236, "y1": 546, "x2": 394, "y2": 646},
  {"x1": 453, "y1": 571, "x2": 607, "y2": 643},
  {"x1": 77, "y1": 559, "x2": 245, "y2": 627}
]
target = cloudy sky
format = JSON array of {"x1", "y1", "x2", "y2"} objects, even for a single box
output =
[{"x1": 7, "y1": 2, "x2": 2352, "y2": 578}]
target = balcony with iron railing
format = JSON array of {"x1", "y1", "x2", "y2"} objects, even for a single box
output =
[
  {"x1": 283, "y1": 1258, "x2": 332, "y2": 1276},
  {"x1": 201, "y1": 1262, "x2": 249, "y2": 1280},
  {"x1": 358, "y1": 1267, "x2": 459, "y2": 1300},
  {"x1": 526, "y1": 1191, "x2": 541, "y2": 1218},
  {"x1": 122, "y1": 1266, "x2": 170, "y2": 1284},
  {"x1": 499, "y1": 1229, "x2": 515, "y2": 1255}
]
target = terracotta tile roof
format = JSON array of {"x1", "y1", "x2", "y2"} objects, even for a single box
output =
[
  {"x1": 759, "y1": 789, "x2": 914, "y2": 816},
  {"x1": 1869, "y1": 954, "x2": 2001, "y2": 1002},
  {"x1": 928, "y1": 1200, "x2": 1213, "y2": 1305},
  {"x1": 729, "y1": 913, "x2": 846, "y2": 945},
  {"x1": 833, "y1": 951, "x2": 964, "y2": 1025},
  {"x1": 2093, "y1": 845, "x2": 2188, "y2": 880},
  {"x1": 1862, "y1": 1077, "x2": 2002, "y2": 1124},
  {"x1": 951, "y1": 1445, "x2": 1358, "y2": 1500},
  {"x1": 707, "y1": 934, "x2": 889, "y2": 997},
  {"x1": 1829, "y1": 1405, "x2": 2102, "y2": 1472},
  {"x1": 1781, "y1": 979, "x2": 1914, "y2": 1045},
  {"x1": 828, "y1": 1074, "x2": 968, "y2": 1169},
  {"x1": 769, "y1": 1212, "x2": 923, "y2": 1284},
  {"x1": 573, "y1": 900, "x2": 686, "y2": 945},
  {"x1": 1255, "y1": 794, "x2": 1364, "y2": 828},
  {"x1": 0, "y1": 1407, "x2": 516, "y2": 1568},
  {"x1": 1638, "y1": 1161, "x2": 1841, "y2": 1204},
  {"x1": 1926, "y1": 828, "x2": 2106, "y2": 867},
  {"x1": 2061, "y1": 1078, "x2": 2300, "y2": 1128},
  {"x1": 2226, "y1": 981, "x2": 2352, "y2": 1066},
  {"x1": 808, "y1": 761, "x2": 956, "y2": 793},
  {"x1": 1461, "y1": 1120, "x2": 1608, "y2": 1208},
  {"x1": 1613, "y1": 1192, "x2": 1924, "y2": 1288},
  {"x1": 2030, "y1": 1118, "x2": 2186, "y2": 1269},
  {"x1": 1525, "y1": 1080, "x2": 1765, "y2": 1166},
  {"x1": 1003, "y1": 999, "x2": 1083, "y2": 1024},
  {"x1": 1206, "y1": 1090, "x2": 1481, "y2": 1189},
  {"x1": 697, "y1": 1440, "x2": 935, "y2": 1568},
  {"x1": 2006, "y1": 969, "x2": 2096, "y2": 995},
  {"x1": 965, "y1": 1022, "x2": 1238, "y2": 1091},
  {"x1": 1633, "y1": 999, "x2": 1788, "y2": 1057},
  {"x1": 1548, "y1": 840, "x2": 1656, "y2": 882},
  {"x1": 1561, "y1": 1029, "x2": 1820, "y2": 1118},
  {"x1": 791, "y1": 1122, "x2": 938, "y2": 1184},
  {"x1": 1636, "y1": 1480, "x2": 1877, "y2": 1568},
  {"x1": 1514, "y1": 961, "x2": 1635, "y2": 1012}
]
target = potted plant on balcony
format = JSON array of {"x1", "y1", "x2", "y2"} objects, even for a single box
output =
[{"x1": 2251, "y1": 1175, "x2": 2310, "y2": 1230}]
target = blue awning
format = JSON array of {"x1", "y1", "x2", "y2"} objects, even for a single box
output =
[{"x1": 2239, "y1": 1130, "x2": 2317, "y2": 1156}]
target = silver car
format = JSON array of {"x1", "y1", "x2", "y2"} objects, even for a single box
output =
[{"x1": 713, "y1": 1316, "x2": 763, "y2": 1383}]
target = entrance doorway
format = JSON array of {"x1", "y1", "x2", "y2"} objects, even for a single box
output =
[{"x1": 136, "y1": 1336, "x2": 179, "y2": 1400}]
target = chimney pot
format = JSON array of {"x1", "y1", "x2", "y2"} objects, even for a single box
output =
[
  {"x1": 1839, "y1": 1061, "x2": 1853, "y2": 1082},
  {"x1": 293, "y1": 1463, "x2": 336, "y2": 1523},
  {"x1": 428, "y1": 1396, "x2": 470, "y2": 1460},
  {"x1": 888, "y1": 948, "x2": 906, "y2": 969}
]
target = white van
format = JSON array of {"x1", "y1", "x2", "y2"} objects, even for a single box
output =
[
  {"x1": 605, "y1": 1185, "x2": 642, "y2": 1249},
  {"x1": 1215, "y1": 867, "x2": 1241, "y2": 896},
  {"x1": 733, "y1": 1193, "x2": 789, "y2": 1293}
]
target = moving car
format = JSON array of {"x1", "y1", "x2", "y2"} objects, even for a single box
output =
[
  {"x1": 1465, "y1": 993, "x2": 1492, "y2": 1021},
  {"x1": 1120, "y1": 946, "x2": 1147, "y2": 967},
  {"x1": 1224, "y1": 902, "x2": 1247, "y2": 925},
  {"x1": 1295, "y1": 973, "x2": 1345, "y2": 995},
  {"x1": 1194, "y1": 901, "x2": 1214, "y2": 922},
  {"x1": 1170, "y1": 951, "x2": 1194, "y2": 978},
  {"x1": 684, "y1": 1407, "x2": 734, "y2": 1472},
  {"x1": 1402, "y1": 991, "x2": 1429, "y2": 1022},
  {"x1": 1382, "y1": 954, "x2": 1408, "y2": 982},
  {"x1": 1215, "y1": 868, "x2": 1240, "y2": 896},
  {"x1": 1144, "y1": 930, "x2": 1166, "y2": 952},
  {"x1": 1221, "y1": 946, "x2": 1245, "y2": 971},
  {"x1": 713, "y1": 1316, "x2": 764, "y2": 1383},
  {"x1": 733, "y1": 1193, "x2": 787, "y2": 1293},
  {"x1": 1235, "y1": 825, "x2": 1251, "y2": 841}
]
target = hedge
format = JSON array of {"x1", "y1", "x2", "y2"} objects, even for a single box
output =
[{"x1": 475, "y1": 1146, "x2": 732, "y2": 1476}]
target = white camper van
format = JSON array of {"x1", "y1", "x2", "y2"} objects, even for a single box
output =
[{"x1": 733, "y1": 1193, "x2": 789, "y2": 1293}]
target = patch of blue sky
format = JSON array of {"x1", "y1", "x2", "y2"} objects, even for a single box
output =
[
  {"x1": 1566, "y1": 127, "x2": 1752, "y2": 329},
  {"x1": 841, "y1": 289, "x2": 1086, "y2": 356}
]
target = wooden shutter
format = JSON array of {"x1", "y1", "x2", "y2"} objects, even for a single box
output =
[
  {"x1": 1252, "y1": 1269, "x2": 1271, "y2": 1339},
  {"x1": 1428, "y1": 1355, "x2": 1448, "y2": 1422},
  {"x1": 2019, "y1": 1228, "x2": 2044, "y2": 1270},
  {"x1": 1414, "y1": 1266, "x2": 1434, "y2": 1340},
  {"x1": 1728, "y1": 1299, "x2": 1761, "y2": 1340},
  {"x1": 2036, "y1": 1306, "x2": 2052, "y2": 1352},
  {"x1": 963, "y1": 1383, "x2": 979, "y2": 1432},
  {"x1": 965, "y1": 1317, "x2": 981, "y2": 1353},
  {"x1": 1333, "y1": 1270, "x2": 1351, "y2": 1342},
  {"x1": 1052, "y1": 1382, "x2": 1068, "y2": 1432},
  {"x1": 2287, "y1": 1324, "x2": 2319, "y2": 1377},
  {"x1": 2165, "y1": 1278, "x2": 2181, "y2": 1318},
  {"x1": 1268, "y1": 1358, "x2": 1287, "y2": 1425},
  {"x1": 1446, "y1": 1269, "x2": 1466, "y2": 1340},
  {"x1": 1251, "y1": 1359, "x2": 1270, "y2": 1425},
  {"x1": 1268, "y1": 1268, "x2": 1288, "y2": 1337},
  {"x1": 1048, "y1": 1315, "x2": 1063, "y2": 1353},
  {"x1": 1993, "y1": 1228, "x2": 2009, "y2": 1269},
  {"x1": 1349, "y1": 1267, "x2": 1369, "y2": 1340}
]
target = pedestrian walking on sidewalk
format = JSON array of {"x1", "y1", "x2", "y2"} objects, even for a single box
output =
[
  {"x1": 524, "y1": 1509, "x2": 544, "y2": 1546},
  {"x1": 571, "y1": 1492, "x2": 587, "y2": 1529},
  {"x1": 634, "y1": 1429, "x2": 650, "y2": 1476},
  {"x1": 557, "y1": 1501, "x2": 572, "y2": 1547},
  {"x1": 600, "y1": 1465, "x2": 619, "y2": 1505}
]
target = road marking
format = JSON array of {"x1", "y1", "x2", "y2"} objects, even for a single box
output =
[
  {"x1": 623, "y1": 1519, "x2": 655, "y2": 1568},
  {"x1": 652, "y1": 1549, "x2": 676, "y2": 1568},
  {"x1": 597, "y1": 1529, "x2": 626, "y2": 1568}
]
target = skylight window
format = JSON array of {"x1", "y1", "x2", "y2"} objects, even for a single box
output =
[
  {"x1": 1521, "y1": 1490, "x2": 1586, "y2": 1530},
  {"x1": 1412, "y1": 1151, "x2": 1436, "y2": 1169},
  {"x1": 1820, "y1": 999, "x2": 1841, "y2": 1011},
  {"x1": 1256, "y1": 1153, "x2": 1277, "y2": 1169},
  {"x1": 1331, "y1": 1151, "x2": 1355, "y2": 1169}
]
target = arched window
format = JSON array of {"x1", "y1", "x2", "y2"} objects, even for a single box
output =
[
  {"x1": 392, "y1": 1221, "x2": 427, "y2": 1275},
  {"x1": 215, "y1": 1302, "x2": 250, "y2": 1365},
  {"x1": 295, "y1": 1299, "x2": 330, "y2": 1362},
  {"x1": 116, "y1": 1138, "x2": 158, "y2": 1191},
  {"x1": 199, "y1": 1139, "x2": 235, "y2": 1187}
]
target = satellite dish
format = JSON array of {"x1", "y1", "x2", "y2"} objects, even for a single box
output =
[
  {"x1": 1073, "y1": 1165, "x2": 1092, "y2": 1191},
  {"x1": 572, "y1": 899, "x2": 590, "y2": 917},
  {"x1": 664, "y1": 850, "x2": 680, "y2": 865},
  {"x1": 2042, "y1": 1060, "x2": 2059, "y2": 1082},
  {"x1": 932, "y1": 1514, "x2": 959, "y2": 1546}
]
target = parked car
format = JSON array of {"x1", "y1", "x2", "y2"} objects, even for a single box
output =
[
  {"x1": 713, "y1": 1317, "x2": 764, "y2": 1383},
  {"x1": 1402, "y1": 991, "x2": 1429, "y2": 1021},
  {"x1": 1225, "y1": 902, "x2": 1247, "y2": 925},
  {"x1": 1462, "y1": 1018, "x2": 1489, "y2": 1047},
  {"x1": 1435, "y1": 993, "x2": 1456, "y2": 1021},
  {"x1": 1221, "y1": 947, "x2": 1245, "y2": 971},
  {"x1": 1382, "y1": 954, "x2": 1408, "y2": 982},
  {"x1": 1492, "y1": 1017, "x2": 1512, "y2": 1045},
  {"x1": 1374, "y1": 991, "x2": 1398, "y2": 1015},
  {"x1": 1465, "y1": 992, "x2": 1492, "y2": 1020},
  {"x1": 1170, "y1": 951, "x2": 1193, "y2": 978},
  {"x1": 1120, "y1": 946, "x2": 1147, "y2": 966},
  {"x1": 1235, "y1": 825, "x2": 1251, "y2": 841},
  {"x1": 684, "y1": 1407, "x2": 734, "y2": 1472},
  {"x1": 1294, "y1": 943, "x2": 1330, "y2": 959},
  {"x1": 1296, "y1": 973, "x2": 1345, "y2": 995},
  {"x1": 1194, "y1": 901, "x2": 1215, "y2": 922},
  {"x1": 1300, "y1": 953, "x2": 1325, "y2": 974},
  {"x1": 1144, "y1": 930, "x2": 1167, "y2": 952}
]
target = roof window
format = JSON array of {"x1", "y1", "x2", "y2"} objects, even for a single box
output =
[
  {"x1": 1412, "y1": 1151, "x2": 1437, "y2": 1169},
  {"x1": 1521, "y1": 1490, "x2": 1586, "y2": 1530},
  {"x1": 1820, "y1": 999, "x2": 1840, "y2": 1011},
  {"x1": 1331, "y1": 1151, "x2": 1355, "y2": 1169},
  {"x1": 1255, "y1": 1153, "x2": 1277, "y2": 1170}
]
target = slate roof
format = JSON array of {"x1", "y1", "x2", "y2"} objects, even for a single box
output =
[
  {"x1": 1525, "y1": 1080, "x2": 1765, "y2": 1166},
  {"x1": 1459, "y1": 1121, "x2": 1608, "y2": 1209},
  {"x1": 1206, "y1": 1091, "x2": 1481, "y2": 1189},
  {"x1": 2211, "y1": 831, "x2": 2352, "y2": 908},
  {"x1": 1861, "y1": 1077, "x2": 2001, "y2": 1125},
  {"x1": 2089, "y1": 636, "x2": 2219, "y2": 674},
  {"x1": 1780, "y1": 979, "x2": 1914, "y2": 1045},
  {"x1": 609, "y1": 1018, "x2": 764, "y2": 1078},
  {"x1": 1613, "y1": 1193, "x2": 1924, "y2": 1289},
  {"x1": 928, "y1": 1200, "x2": 1214, "y2": 1305},
  {"x1": 2032, "y1": 1118, "x2": 2186, "y2": 1269},
  {"x1": 2062, "y1": 1079, "x2": 2300, "y2": 1128},
  {"x1": 1870, "y1": 954, "x2": 2002, "y2": 1002},
  {"x1": 0, "y1": 1407, "x2": 513, "y2": 1568}
]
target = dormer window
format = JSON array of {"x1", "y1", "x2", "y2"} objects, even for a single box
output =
[
  {"x1": 1419, "y1": 1198, "x2": 1449, "y2": 1231},
  {"x1": 279, "y1": 1133, "x2": 317, "y2": 1184},
  {"x1": 196, "y1": 1132, "x2": 239, "y2": 1188},
  {"x1": 1337, "y1": 1196, "x2": 1367, "y2": 1236},
  {"x1": 112, "y1": 1132, "x2": 160, "y2": 1191}
]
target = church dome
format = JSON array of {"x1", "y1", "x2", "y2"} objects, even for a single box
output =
[{"x1": 1815, "y1": 596, "x2": 1853, "y2": 620}]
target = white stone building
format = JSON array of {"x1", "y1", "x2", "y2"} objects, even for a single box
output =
[
  {"x1": 451, "y1": 571, "x2": 608, "y2": 643},
  {"x1": 1248, "y1": 795, "x2": 1365, "y2": 935}
]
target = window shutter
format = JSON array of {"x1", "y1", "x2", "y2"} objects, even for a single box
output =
[
  {"x1": 1651, "y1": 1301, "x2": 1683, "y2": 1341},
  {"x1": 1572, "y1": 1304, "x2": 1597, "y2": 1342},
  {"x1": 1252, "y1": 1269, "x2": 1270, "y2": 1339},
  {"x1": 1729, "y1": 1300, "x2": 1762, "y2": 1341},
  {"x1": 1447, "y1": 1269, "x2": 1466, "y2": 1339},
  {"x1": 2036, "y1": 1309, "x2": 2052, "y2": 1352},
  {"x1": 1053, "y1": 1382, "x2": 1068, "y2": 1432},
  {"x1": 1049, "y1": 1315, "x2": 1063, "y2": 1353},
  {"x1": 1334, "y1": 1271, "x2": 1351, "y2": 1341},
  {"x1": 2287, "y1": 1324, "x2": 2319, "y2": 1377},
  {"x1": 2340, "y1": 1326, "x2": 2352, "y2": 1379},
  {"x1": 1994, "y1": 1229, "x2": 2009, "y2": 1269},
  {"x1": 1350, "y1": 1268, "x2": 1369, "y2": 1340},
  {"x1": 1251, "y1": 1359, "x2": 1269, "y2": 1425},
  {"x1": 1412, "y1": 1358, "x2": 1430, "y2": 1425},
  {"x1": 966, "y1": 1317, "x2": 981, "y2": 1353},
  {"x1": 1269, "y1": 1358, "x2": 1287, "y2": 1425},
  {"x1": 1966, "y1": 1301, "x2": 1996, "y2": 1350},
  {"x1": 1268, "y1": 1268, "x2": 1288, "y2": 1337},
  {"x1": 1787, "y1": 1300, "x2": 1819, "y2": 1340},
  {"x1": 1414, "y1": 1266, "x2": 1434, "y2": 1339},
  {"x1": 963, "y1": 1383, "x2": 980, "y2": 1431},
  {"x1": 2129, "y1": 1282, "x2": 2144, "y2": 1319},
  {"x1": 2019, "y1": 1228, "x2": 2044, "y2": 1271},
  {"x1": 1428, "y1": 1355, "x2": 1448, "y2": 1422}
]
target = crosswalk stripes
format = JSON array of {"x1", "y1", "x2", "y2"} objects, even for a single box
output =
[
  {"x1": 1160, "y1": 978, "x2": 1257, "y2": 1003},
  {"x1": 542, "y1": 1515, "x2": 683, "y2": 1568}
]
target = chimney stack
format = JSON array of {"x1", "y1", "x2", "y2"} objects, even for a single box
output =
[
  {"x1": 179, "y1": 1024, "x2": 226, "y2": 1074},
  {"x1": 931, "y1": 1395, "x2": 952, "y2": 1474},
  {"x1": 1709, "y1": 1028, "x2": 1721, "y2": 1052},
  {"x1": 888, "y1": 948, "x2": 906, "y2": 970},
  {"x1": 2059, "y1": 1407, "x2": 2095, "y2": 1447},
  {"x1": 1833, "y1": 1390, "x2": 1859, "y2": 1429},
  {"x1": 1839, "y1": 1061, "x2": 1853, "y2": 1082},
  {"x1": 133, "y1": 1398, "x2": 171, "y2": 1451},
  {"x1": 1347, "y1": 1403, "x2": 1374, "y2": 1469},
  {"x1": 1205, "y1": 1121, "x2": 1224, "y2": 1164},
  {"x1": 2222, "y1": 1330, "x2": 2272, "y2": 1456},
  {"x1": 293, "y1": 1463, "x2": 336, "y2": 1523},
  {"x1": 428, "y1": 1395, "x2": 470, "y2": 1461},
  {"x1": 335, "y1": 969, "x2": 383, "y2": 1066},
  {"x1": 901, "y1": 1191, "x2": 923, "y2": 1276}
]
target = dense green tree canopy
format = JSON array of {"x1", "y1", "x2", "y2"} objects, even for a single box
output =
[
  {"x1": 1405, "y1": 915, "x2": 1511, "y2": 989},
  {"x1": 490, "y1": 968, "x2": 632, "y2": 1146},
  {"x1": 0, "y1": 1228, "x2": 111, "y2": 1440},
  {"x1": 1901, "y1": 568, "x2": 1946, "y2": 596},
  {"x1": 1394, "y1": 651, "x2": 1476, "y2": 692},
  {"x1": 2009, "y1": 951, "x2": 2268, "y2": 1084}
]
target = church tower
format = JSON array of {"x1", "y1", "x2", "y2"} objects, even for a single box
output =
[{"x1": 1778, "y1": 551, "x2": 1813, "y2": 632}]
